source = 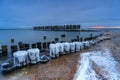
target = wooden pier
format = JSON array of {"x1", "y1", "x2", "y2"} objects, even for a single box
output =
[{"x1": 33, "y1": 24, "x2": 81, "y2": 31}]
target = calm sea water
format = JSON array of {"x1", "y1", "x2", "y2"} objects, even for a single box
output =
[{"x1": 0, "y1": 29, "x2": 100, "y2": 57}]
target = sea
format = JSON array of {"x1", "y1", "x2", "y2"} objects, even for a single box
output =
[{"x1": 0, "y1": 29, "x2": 101, "y2": 57}]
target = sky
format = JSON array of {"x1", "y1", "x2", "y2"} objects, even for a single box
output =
[{"x1": 0, "y1": 0, "x2": 120, "y2": 29}]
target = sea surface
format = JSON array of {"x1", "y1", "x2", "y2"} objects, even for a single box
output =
[{"x1": 0, "y1": 29, "x2": 100, "y2": 57}]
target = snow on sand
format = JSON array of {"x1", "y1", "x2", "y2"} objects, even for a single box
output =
[{"x1": 74, "y1": 48, "x2": 120, "y2": 80}]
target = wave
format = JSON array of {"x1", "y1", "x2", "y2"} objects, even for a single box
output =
[{"x1": 74, "y1": 49, "x2": 120, "y2": 80}]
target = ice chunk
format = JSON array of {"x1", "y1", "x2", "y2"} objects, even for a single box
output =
[
  {"x1": 13, "y1": 51, "x2": 28, "y2": 67},
  {"x1": 82, "y1": 41, "x2": 90, "y2": 48},
  {"x1": 56, "y1": 43, "x2": 64, "y2": 56},
  {"x1": 40, "y1": 55, "x2": 49, "y2": 63},
  {"x1": 27, "y1": 48, "x2": 40, "y2": 64},
  {"x1": 49, "y1": 44, "x2": 56, "y2": 58},
  {"x1": 62, "y1": 42, "x2": 70, "y2": 54},
  {"x1": 73, "y1": 42, "x2": 81, "y2": 52},
  {"x1": 70, "y1": 42, "x2": 76, "y2": 52}
]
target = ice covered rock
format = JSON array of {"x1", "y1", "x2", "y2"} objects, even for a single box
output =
[
  {"x1": 49, "y1": 43, "x2": 64, "y2": 58},
  {"x1": 40, "y1": 55, "x2": 49, "y2": 63},
  {"x1": 82, "y1": 41, "x2": 90, "y2": 48},
  {"x1": 79, "y1": 42, "x2": 84, "y2": 50},
  {"x1": 89, "y1": 40, "x2": 96, "y2": 46},
  {"x1": 70, "y1": 42, "x2": 76, "y2": 53},
  {"x1": 27, "y1": 48, "x2": 40, "y2": 64},
  {"x1": 49, "y1": 44, "x2": 56, "y2": 58},
  {"x1": 55, "y1": 43, "x2": 64, "y2": 55},
  {"x1": 62, "y1": 42, "x2": 70, "y2": 54},
  {"x1": 13, "y1": 51, "x2": 28, "y2": 67},
  {"x1": 55, "y1": 43, "x2": 60, "y2": 57},
  {"x1": 73, "y1": 42, "x2": 81, "y2": 52},
  {"x1": 1, "y1": 59, "x2": 15, "y2": 72}
]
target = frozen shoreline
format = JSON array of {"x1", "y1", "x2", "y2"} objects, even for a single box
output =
[
  {"x1": 74, "y1": 49, "x2": 120, "y2": 80},
  {"x1": 74, "y1": 31, "x2": 120, "y2": 80}
]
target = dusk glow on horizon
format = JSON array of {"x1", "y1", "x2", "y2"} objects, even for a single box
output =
[{"x1": 92, "y1": 26, "x2": 120, "y2": 29}]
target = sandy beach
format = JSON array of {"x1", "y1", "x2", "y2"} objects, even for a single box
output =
[
  {"x1": 0, "y1": 30, "x2": 120, "y2": 80},
  {"x1": 0, "y1": 49, "x2": 81, "y2": 80},
  {"x1": 74, "y1": 31, "x2": 120, "y2": 80}
]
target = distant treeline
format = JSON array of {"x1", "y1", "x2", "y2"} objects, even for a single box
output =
[{"x1": 33, "y1": 24, "x2": 81, "y2": 31}]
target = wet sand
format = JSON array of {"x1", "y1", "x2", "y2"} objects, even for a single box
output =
[{"x1": 0, "y1": 52, "x2": 81, "y2": 80}]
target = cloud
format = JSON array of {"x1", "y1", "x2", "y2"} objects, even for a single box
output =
[{"x1": 0, "y1": 0, "x2": 120, "y2": 28}]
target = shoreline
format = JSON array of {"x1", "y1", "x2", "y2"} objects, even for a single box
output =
[
  {"x1": 0, "y1": 52, "x2": 80, "y2": 80},
  {"x1": 0, "y1": 30, "x2": 119, "y2": 80},
  {"x1": 74, "y1": 31, "x2": 120, "y2": 80}
]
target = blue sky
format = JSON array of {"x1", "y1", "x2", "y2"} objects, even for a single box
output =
[{"x1": 0, "y1": 0, "x2": 120, "y2": 29}]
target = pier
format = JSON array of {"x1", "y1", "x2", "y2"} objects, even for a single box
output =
[{"x1": 33, "y1": 24, "x2": 81, "y2": 31}]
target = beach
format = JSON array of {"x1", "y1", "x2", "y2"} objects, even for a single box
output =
[
  {"x1": 74, "y1": 31, "x2": 120, "y2": 80},
  {"x1": 0, "y1": 51, "x2": 80, "y2": 80},
  {"x1": 0, "y1": 30, "x2": 120, "y2": 80}
]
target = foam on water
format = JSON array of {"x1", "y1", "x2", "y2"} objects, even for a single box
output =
[{"x1": 74, "y1": 49, "x2": 120, "y2": 80}]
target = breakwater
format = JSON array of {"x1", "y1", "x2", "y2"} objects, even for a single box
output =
[
  {"x1": 33, "y1": 24, "x2": 80, "y2": 31},
  {"x1": 0, "y1": 29, "x2": 101, "y2": 58}
]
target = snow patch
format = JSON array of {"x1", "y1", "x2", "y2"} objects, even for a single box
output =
[{"x1": 74, "y1": 49, "x2": 120, "y2": 80}]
